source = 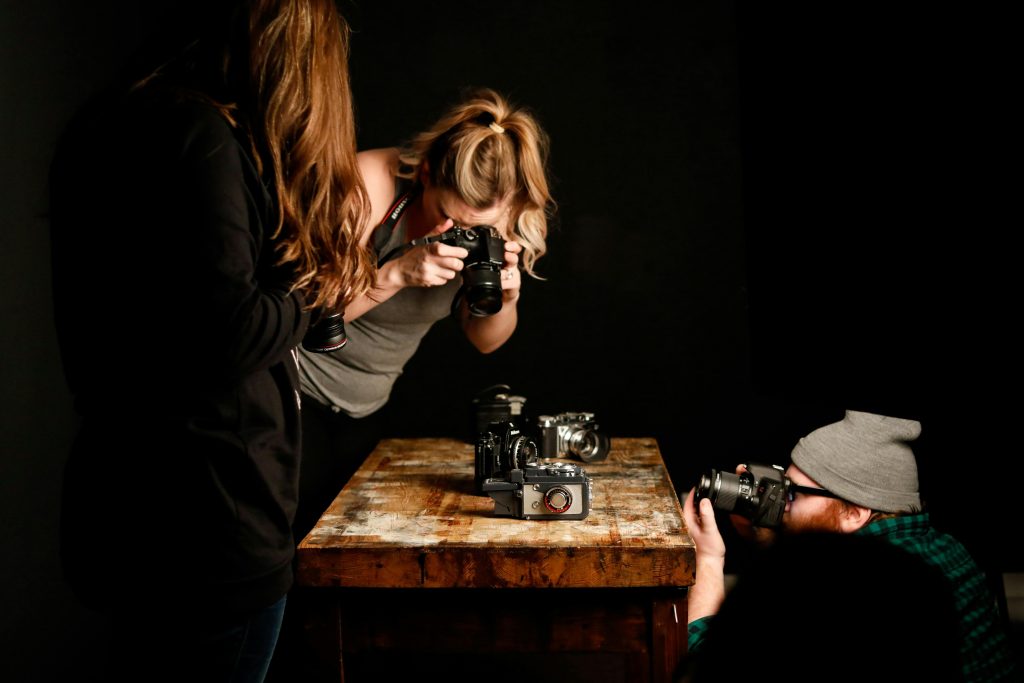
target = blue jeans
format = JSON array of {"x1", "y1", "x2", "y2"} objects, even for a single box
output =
[{"x1": 107, "y1": 595, "x2": 287, "y2": 683}]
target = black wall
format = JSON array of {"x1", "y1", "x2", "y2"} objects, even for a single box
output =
[
  {"x1": 1, "y1": 2, "x2": 1015, "y2": 681},
  {"x1": 347, "y1": 1, "x2": 771, "y2": 478},
  {"x1": 735, "y1": 3, "x2": 1019, "y2": 576}
]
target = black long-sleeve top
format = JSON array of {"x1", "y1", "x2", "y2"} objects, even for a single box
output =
[{"x1": 50, "y1": 86, "x2": 309, "y2": 613}]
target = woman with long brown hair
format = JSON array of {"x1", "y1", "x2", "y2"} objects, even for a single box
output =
[{"x1": 48, "y1": 1, "x2": 370, "y2": 680}]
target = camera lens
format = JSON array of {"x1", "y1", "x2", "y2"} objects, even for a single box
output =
[
  {"x1": 543, "y1": 486, "x2": 573, "y2": 513},
  {"x1": 509, "y1": 435, "x2": 538, "y2": 469},
  {"x1": 302, "y1": 311, "x2": 348, "y2": 353},
  {"x1": 565, "y1": 428, "x2": 610, "y2": 463},
  {"x1": 696, "y1": 469, "x2": 744, "y2": 512},
  {"x1": 462, "y1": 266, "x2": 503, "y2": 316}
]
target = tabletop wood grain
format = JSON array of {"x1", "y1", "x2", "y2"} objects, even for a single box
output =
[{"x1": 297, "y1": 437, "x2": 695, "y2": 589}]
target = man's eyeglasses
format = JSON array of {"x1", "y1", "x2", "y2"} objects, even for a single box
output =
[{"x1": 786, "y1": 484, "x2": 841, "y2": 504}]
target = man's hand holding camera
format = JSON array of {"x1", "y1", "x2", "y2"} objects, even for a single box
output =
[
  {"x1": 682, "y1": 488, "x2": 728, "y2": 622},
  {"x1": 682, "y1": 462, "x2": 785, "y2": 624}
]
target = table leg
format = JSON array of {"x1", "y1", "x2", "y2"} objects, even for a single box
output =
[{"x1": 651, "y1": 593, "x2": 687, "y2": 683}]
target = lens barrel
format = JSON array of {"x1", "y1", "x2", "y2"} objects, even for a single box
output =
[
  {"x1": 697, "y1": 469, "x2": 743, "y2": 512},
  {"x1": 463, "y1": 266, "x2": 503, "y2": 316},
  {"x1": 302, "y1": 311, "x2": 348, "y2": 353},
  {"x1": 566, "y1": 428, "x2": 610, "y2": 462}
]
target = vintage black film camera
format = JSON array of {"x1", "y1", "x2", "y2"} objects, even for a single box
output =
[
  {"x1": 482, "y1": 461, "x2": 593, "y2": 520},
  {"x1": 302, "y1": 310, "x2": 347, "y2": 353},
  {"x1": 471, "y1": 384, "x2": 527, "y2": 441},
  {"x1": 412, "y1": 225, "x2": 506, "y2": 316},
  {"x1": 474, "y1": 421, "x2": 539, "y2": 492},
  {"x1": 694, "y1": 463, "x2": 790, "y2": 528},
  {"x1": 538, "y1": 412, "x2": 610, "y2": 463}
]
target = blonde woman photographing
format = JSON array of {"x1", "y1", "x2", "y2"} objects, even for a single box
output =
[{"x1": 294, "y1": 88, "x2": 554, "y2": 537}]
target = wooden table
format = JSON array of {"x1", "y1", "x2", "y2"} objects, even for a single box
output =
[{"x1": 296, "y1": 437, "x2": 695, "y2": 683}]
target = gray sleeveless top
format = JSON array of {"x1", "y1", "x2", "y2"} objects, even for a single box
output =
[{"x1": 298, "y1": 183, "x2": 460, "y2": 418}]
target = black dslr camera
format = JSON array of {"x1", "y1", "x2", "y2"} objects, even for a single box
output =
[
  {"x1": 694, "y1": 463, "x2": 790, "y2": 528},
  {"x1": 482, "y1": 461, "x2": 593, "y2": 520},
  {"x1": 412, "y1": 225, "x2": 506, "y2": 316},
  {"x1": 474, "y1": 421, "x2": 539, "y2": 492},
  {"x1": 538, "y1": 412, "x2": 610, "y2": 463}
]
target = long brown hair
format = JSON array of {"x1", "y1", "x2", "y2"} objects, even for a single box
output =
[
  {"x1": 137, "y1": 0, "x2": 373, "y2": 311},
  {"x1": 240, "y1": 0, "x2": 373, "y2": 310}
]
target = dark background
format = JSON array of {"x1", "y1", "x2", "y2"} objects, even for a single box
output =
[{"x1": 1, "y1": 1, "x2": 1016, "y2": 680}]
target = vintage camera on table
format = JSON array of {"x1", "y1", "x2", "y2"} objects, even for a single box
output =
[
  {"x1": 694, "y1": 462, "x2": 790, "y2": 528},
  {"x1": 476, "y1": 420, "x2": 593, "y2": 520},
  {"x1": 482, "y1": 461, "x2": 592, "y2": 520},
  {"x1": 471, "y1": 384, "x2": 527, "y2": 442},
  {"x1": 412, "y1": 225, "x2": 506, "y2": 316},
  {"x1": 538, "y1": 412, "x2": 610, "y2": 463},
  {"x1": 474, "y1": 421, "x2": 538, "y2": 492}
]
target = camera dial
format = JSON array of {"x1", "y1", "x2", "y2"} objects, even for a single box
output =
[
  {"x1": 543, "y1": 486, "x2": 573, "y2": 513},
  {"x1": 509, "y1": 435, "x2": 538, "y2": 469}
]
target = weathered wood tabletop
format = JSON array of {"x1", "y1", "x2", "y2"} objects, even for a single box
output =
[{"x1": 297, "y1": 437, "x2": 695, "y2": 590}]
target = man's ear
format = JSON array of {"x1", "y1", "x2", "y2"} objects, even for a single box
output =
[{"x1": 839, "y1": 504, "x2": 873, "y2": 533}]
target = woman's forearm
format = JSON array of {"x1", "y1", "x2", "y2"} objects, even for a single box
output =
[{"x1": 462, "y1": 292, "x2": 519, "y2": 353}]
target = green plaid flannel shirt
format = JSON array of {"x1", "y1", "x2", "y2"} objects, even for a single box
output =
[{"x1": 687, "y1": 513, "x2": 1019, "y2": 681}]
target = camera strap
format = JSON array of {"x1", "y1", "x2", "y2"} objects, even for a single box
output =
[
  {"x1": 374, "y1": 182, "x2": 421, "y2": 266},
  {"x1": 373, "y1": 181, "x2": 470, "y2": 317}
]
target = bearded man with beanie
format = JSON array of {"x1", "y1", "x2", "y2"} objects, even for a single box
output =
[{"x1": 681, "y1": 411, "x2": 1019, "y2": 682}]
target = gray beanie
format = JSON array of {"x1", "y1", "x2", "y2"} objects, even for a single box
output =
[{"x1": 790, "y1": 410, "x2": 922, "y2": 512}]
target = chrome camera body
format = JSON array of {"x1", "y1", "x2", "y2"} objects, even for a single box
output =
[
  {"x1": 538, "y1": 412, "x2": 610, "y2": 463},
  {"x1": 482, "y1": 461, "x2": 592, "y2": 520}
]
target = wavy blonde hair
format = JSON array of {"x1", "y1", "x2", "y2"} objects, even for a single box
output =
[{"x1": 398, "y1": 88, "x2": 553, "y2": 276}]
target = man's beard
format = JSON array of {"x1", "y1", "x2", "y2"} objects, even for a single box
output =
[{"x1": 782, "y1": 499, "x2": 845, "y2": 534}]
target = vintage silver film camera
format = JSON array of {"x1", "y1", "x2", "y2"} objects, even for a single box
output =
[
  {"x1": 538, "y1": 412, "x2": 610, "y2": 463},
  {"x1": 481, "y1": 461, "x2": 593, "y2": 520}
]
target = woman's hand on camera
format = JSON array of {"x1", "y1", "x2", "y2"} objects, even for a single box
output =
[
  {"x1": 500, "y1": 240, "x2": 523, "y2": 301},
  {"x1": 384, "y1": 219, "x2": 467, "y2": 289}
]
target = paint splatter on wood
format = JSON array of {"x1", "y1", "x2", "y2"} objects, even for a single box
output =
[{"x1": 298, "y1": 438, "x2": 695, "y2": 588}]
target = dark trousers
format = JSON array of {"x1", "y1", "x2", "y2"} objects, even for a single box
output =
[
  {"x1": 106, "y1": 596, "x2": 286, "y2": 683},
  {"x1": 266, "y1": 397, "x2": 388, "y2": 682}
]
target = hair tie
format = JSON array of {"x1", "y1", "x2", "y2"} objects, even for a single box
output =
[{"x1": 488, "y1": 121, "x2": 505, "y2": 134}]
